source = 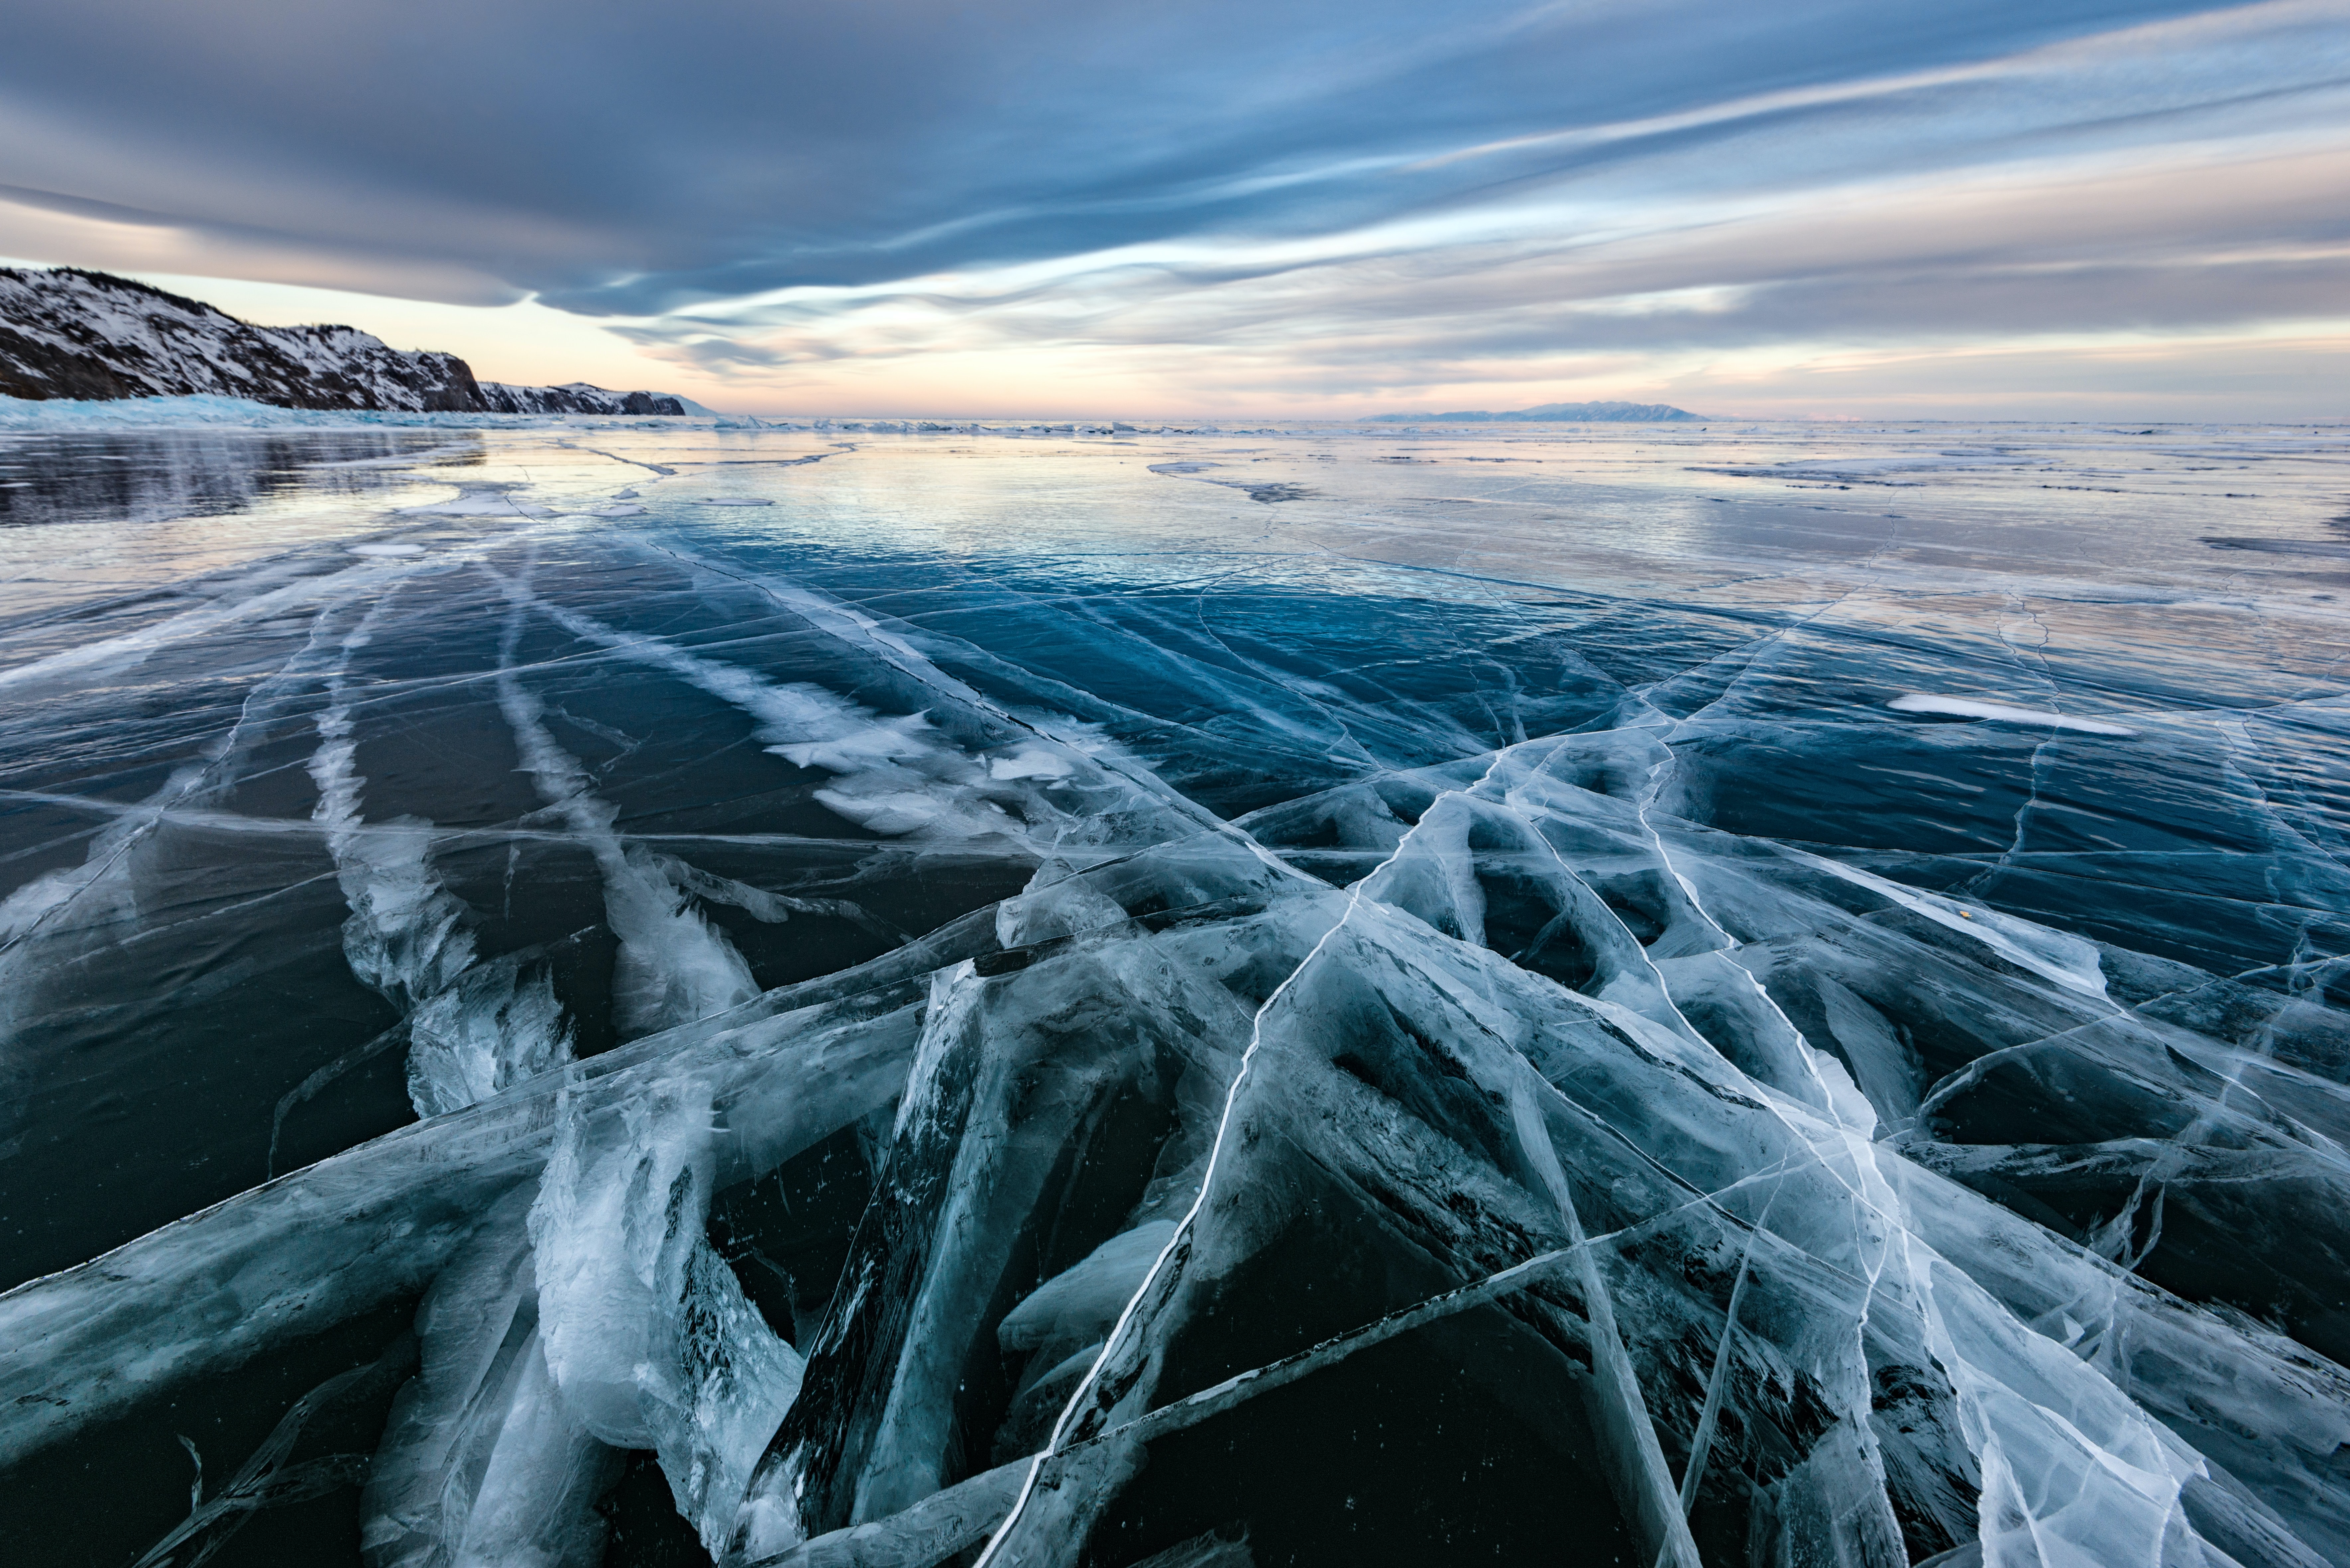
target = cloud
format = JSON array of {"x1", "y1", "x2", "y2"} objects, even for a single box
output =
[
  {"x1": 605, "y1": 324, "x2": 799, "y2": 369},
  {"x1": 623, "y1": 135, "x2": 2350, "y2": 377},
  {"x1": 2, "y1": 0, "x2": 2345, "y2": 411}
]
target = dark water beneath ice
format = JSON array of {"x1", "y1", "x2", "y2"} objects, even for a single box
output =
[{"x1": 3, "y1": 418, "x2": 2349, "y2": 1568}]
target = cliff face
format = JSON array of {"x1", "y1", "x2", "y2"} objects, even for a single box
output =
[
  {"x1": 475, "y1": 382, "x2": 692, "y2": 416},
  {"x1": 0, "y1": 267, "x2": 686, "y2": 416}
]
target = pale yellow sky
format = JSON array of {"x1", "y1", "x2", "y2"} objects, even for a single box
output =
[{"x1": 10, "y1": 235, "x2": 2347, "y2": 422}]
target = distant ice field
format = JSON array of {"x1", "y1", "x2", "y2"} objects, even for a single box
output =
[{"x1": 3, "y1": 415, "x2": 2349, "y2": 1568}]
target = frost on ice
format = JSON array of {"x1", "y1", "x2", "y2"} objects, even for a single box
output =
[{"x1": 4, "y1": 422, "x2": 2350, "y2": 1568}]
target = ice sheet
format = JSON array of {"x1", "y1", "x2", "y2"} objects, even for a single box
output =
[{"x1": 4, "y1": 417, "x2": 2349, "y2": 1568}]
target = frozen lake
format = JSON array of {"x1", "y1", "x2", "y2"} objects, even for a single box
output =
[{"x1": 3, "y1": 415, "x2": 2349, "y2": 1566}]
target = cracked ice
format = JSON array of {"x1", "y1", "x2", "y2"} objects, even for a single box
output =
[{"x1": 4, "y1": 417, "x2": 2350, "y2": 1568}]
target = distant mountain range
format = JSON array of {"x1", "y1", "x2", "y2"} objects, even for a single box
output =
[
  {"x1": 0, "y1": 267, "x2": 690, "y2": 415},
  {"x1": 1370, "y1": 400, "x2": 1700, "y2": 422}
]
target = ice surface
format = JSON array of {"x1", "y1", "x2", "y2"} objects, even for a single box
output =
[{"x1": 4, "y1": 417, "x2": 2350, "y2": 1567}]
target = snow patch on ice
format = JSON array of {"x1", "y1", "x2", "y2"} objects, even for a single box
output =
[
  {"x1": 989, "y1": 746, "x2": 1074, "y2": 782},
  {"x1": 1888, "y1": 693, "x2": 2138, "y2": 735},
  {"x1": 517, "y1": 590, "x2": 1103, "y2": 846},
  {"x1": 490, "y1": 567, "x2": 759, "y2": 1038},
  {"x1": 308, "y1": 604, "x2": 576, "y2": 1114}
]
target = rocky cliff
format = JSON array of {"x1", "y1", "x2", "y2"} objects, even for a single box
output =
[{"x1": 0, "y1": 267, "x2": 687, "y2": 416}]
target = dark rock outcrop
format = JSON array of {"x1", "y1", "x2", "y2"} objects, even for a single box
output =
[
  {"x1": 475, "y1": 382, "x2": 692, "y2": 416},
  {"x1": 0, "y1": 267, "x2": 687, "y2": 415}
]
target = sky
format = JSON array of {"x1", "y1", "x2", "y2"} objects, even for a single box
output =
[{"x1": 2, "y1": 0, "x2": 2345, "y2": 419}]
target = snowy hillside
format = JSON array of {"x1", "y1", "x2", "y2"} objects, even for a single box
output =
[{"x1": 0, "y1": 267, "x2": 687, "y2": 415}]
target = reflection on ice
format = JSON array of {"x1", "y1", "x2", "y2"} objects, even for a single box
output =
[{"x1": 3, "y1": 418, "x2": 2350, "y2": 1567}]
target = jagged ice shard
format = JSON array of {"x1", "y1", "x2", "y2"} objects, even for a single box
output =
[{"x1": 2, "y1": 416, "x2": 2349, "y2": 1568}]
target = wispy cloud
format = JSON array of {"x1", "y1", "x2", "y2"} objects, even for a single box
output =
[{"x1": 2, "y1": 0, "x2": 2344, "y2": 413}]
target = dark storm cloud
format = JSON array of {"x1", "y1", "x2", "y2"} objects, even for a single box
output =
[{"x1": 0, "y1": 0, "x2": 2278, "y2": 318}]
